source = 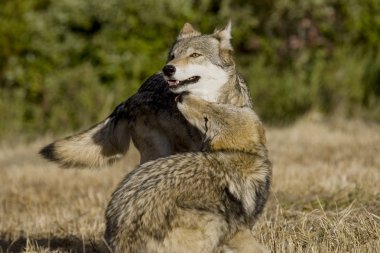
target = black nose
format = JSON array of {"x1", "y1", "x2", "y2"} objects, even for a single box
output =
[{"x1": 162, "y1": 65, "x2": 176, "y2": 76}]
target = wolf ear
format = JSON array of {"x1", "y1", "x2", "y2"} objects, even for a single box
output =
[
  {"x1": 177, "y1": 23, "x2": 201, "y2": 40},
  {"x1": 213, "y1": 20, "x2": 233, "y2": 51}
]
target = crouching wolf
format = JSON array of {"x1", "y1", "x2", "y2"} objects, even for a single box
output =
[
  {"x1": 39, "y1": 22, "x2": 252, "y2": 166},
  {"x1": 104, "y1": 93, "x2": 272, "y2": 253}
]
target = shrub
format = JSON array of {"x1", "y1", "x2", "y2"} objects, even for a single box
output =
[{"x1": 0, "y1": 0, "x2": 379, "y2": 137}]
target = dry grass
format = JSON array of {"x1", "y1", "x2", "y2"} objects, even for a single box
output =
[{"x1": 0, "y1": 119, "x2": 379, "y2": 253}]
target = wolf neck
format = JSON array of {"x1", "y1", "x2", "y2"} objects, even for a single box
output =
[{"x1": 216, "y1": 72, "x2": 252, "y2": 108}]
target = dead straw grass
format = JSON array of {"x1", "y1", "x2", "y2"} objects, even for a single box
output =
[{"x1": 0, "y1": 119, "x2": 379, "y2": 252}]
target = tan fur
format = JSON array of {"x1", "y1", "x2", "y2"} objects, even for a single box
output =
[
  {"x1": 104, "y1": 94, "x2": 272, "y2": 253},
  {"x1": 46, "y1": 119, "x2": 130, "y2": 167},
  {"x1": 223, "y1": 229, "x2": 270, "y2": 253}
]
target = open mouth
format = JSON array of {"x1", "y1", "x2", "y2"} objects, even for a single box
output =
[{"x1": 167, "y1": 76, "x2": 200, "y2": 89}]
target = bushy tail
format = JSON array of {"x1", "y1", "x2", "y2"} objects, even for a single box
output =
[{"x1": 40, "y1": 108, "x2": 131, "y2": 168}]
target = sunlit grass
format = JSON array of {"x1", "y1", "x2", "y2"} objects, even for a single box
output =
[{"x1": 0, "y1": 119, "x2": 379, "y2": 252}]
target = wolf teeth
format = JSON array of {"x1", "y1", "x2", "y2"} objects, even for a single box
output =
[
  {"x1": 168, "y1": 76, "x2": 200, "y2": 88},
  {"x1": 168, "y1": 80, "x2": 179, "y2": 86}
]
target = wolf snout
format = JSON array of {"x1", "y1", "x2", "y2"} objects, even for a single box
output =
[{"x1": 163, "y1": 65, "x2": 176, "y2": 76}]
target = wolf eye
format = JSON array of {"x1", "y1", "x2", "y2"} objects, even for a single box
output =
[
  {"x1": 190, "y1": 53, "x2": 201, "y2": 58},
  {"x1": 168, "y1": 53, "x2": 175, "y2": 61}
]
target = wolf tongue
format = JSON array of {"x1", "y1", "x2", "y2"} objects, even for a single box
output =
[{"x1": 168, "y1": 80, "x2": 179, "y2": 87}]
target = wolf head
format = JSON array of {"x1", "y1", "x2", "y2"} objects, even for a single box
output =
[
  {"x1": 162, "y1": 22, "x2": 235, "y2": 102},
  {"x1": 176, "y1": 93, "x2": 266, "y2": 153}
]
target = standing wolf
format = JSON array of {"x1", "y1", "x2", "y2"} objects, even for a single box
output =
[
  {"x1": 39, "y1": 22, "x2": 252, "y2": 166},
  {"x1": 105, "y1": 93, "x2": 272, "y2": 253}
]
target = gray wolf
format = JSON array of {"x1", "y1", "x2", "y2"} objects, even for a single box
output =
[
  {"x1": 39, "y1": 22, "x2": 252, "y2": 166},
  {"x1": 104, "y1": 93, "x2": 272, "y2": 253}
]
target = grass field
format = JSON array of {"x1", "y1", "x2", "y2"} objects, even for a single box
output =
[{"x1": 0, "y1": 118, "x2": 379, "y2": 253}]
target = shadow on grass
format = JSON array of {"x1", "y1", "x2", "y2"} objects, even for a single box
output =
[{"x1": 0, "y1": 235, "x2": 108, "y2": 253}]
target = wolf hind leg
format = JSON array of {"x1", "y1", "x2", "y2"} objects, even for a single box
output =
[
  {"x1": 144, "y1": 210, "x2": 229, "y2": 253},
  {"x1": 221, "y1": 229, "x2": 270, "y2": 253}
]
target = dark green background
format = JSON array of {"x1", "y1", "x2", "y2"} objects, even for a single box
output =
[{"x1": 1, "y1": 0, "x2": 379, "y2": 138}]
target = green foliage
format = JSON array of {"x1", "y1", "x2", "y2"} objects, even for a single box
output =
[{"x1": 0, "y1": 0, "x2": 379, "y2": 136}]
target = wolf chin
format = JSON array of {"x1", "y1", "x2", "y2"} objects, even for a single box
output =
[
  {"x1": 105, "y1": 93, "x2": 272, "y2": 253},
  {"x1": 39, "y1": 22, "x2": 252, "y2": 166}
]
